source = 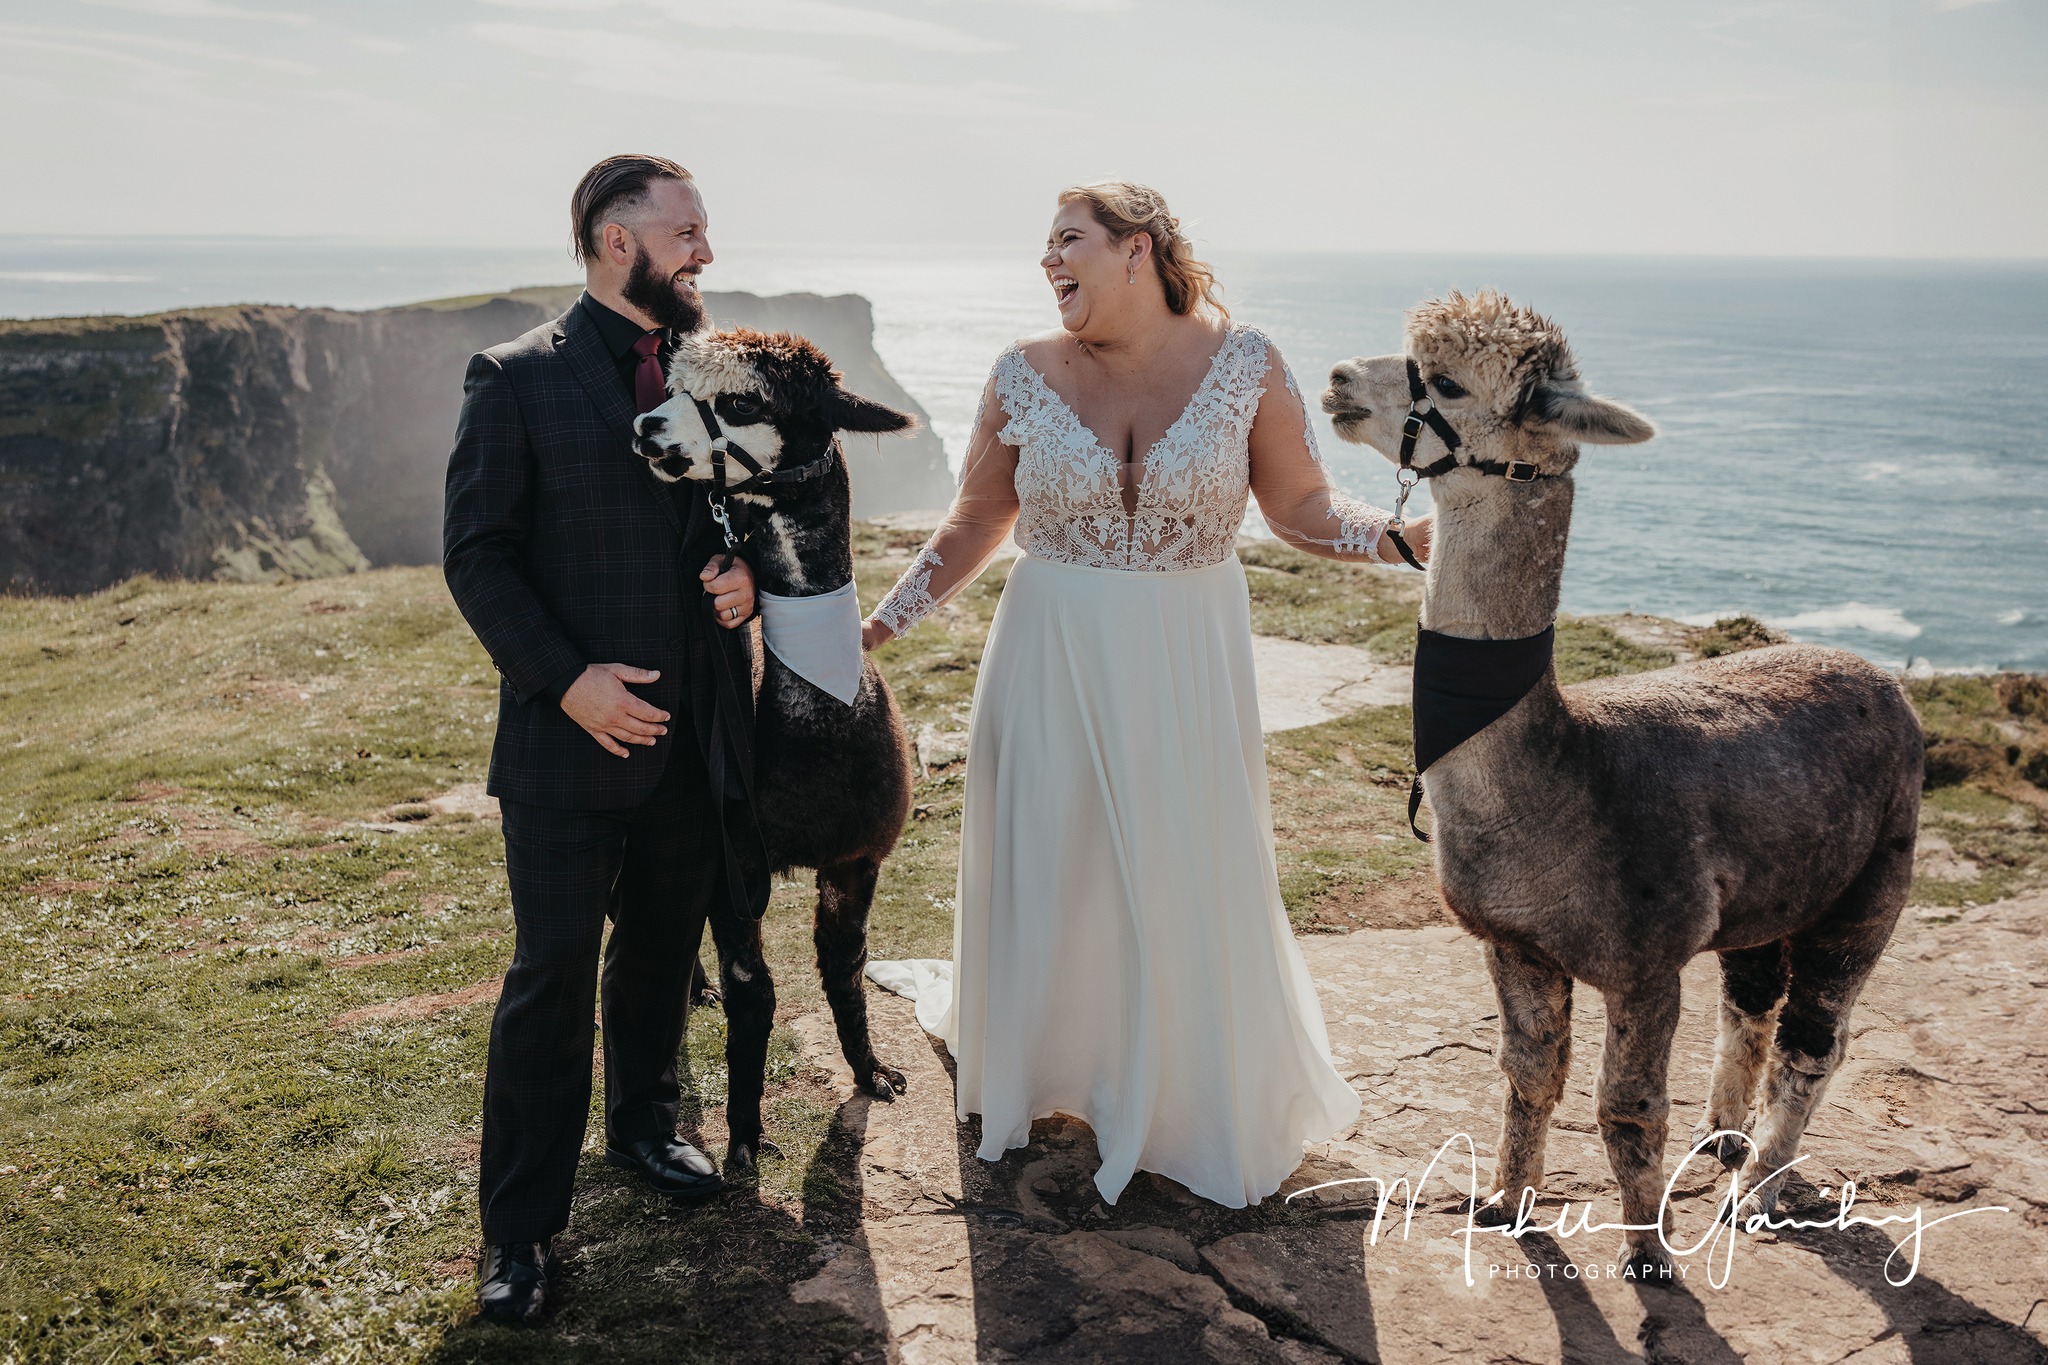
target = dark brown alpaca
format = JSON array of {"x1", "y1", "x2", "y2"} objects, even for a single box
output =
[
  {"x1": 631, "y1": 327, "x2": 917, "y2": 1172},
  {"x1": 1323, "y1": 291, "x2": 1923, "y2": 1272}
]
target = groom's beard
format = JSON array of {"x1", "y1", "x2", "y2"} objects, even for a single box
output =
[{"x1": 622, "y1": 245, "x2": 706, "y2": 334}]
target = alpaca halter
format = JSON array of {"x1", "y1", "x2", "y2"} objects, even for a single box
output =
[
  {"x1": 690, "y1": 394, "x2": 840, "y2": 549},
  {"x1": 1381, "y1": 357, "x2": 1556, "y2": 572},
  {"x1": 1384, "y1": 355, "x2": 1562, "y2": 841}
]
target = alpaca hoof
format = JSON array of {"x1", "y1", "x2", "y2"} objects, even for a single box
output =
[
  {"x1": 1729, "y1": 1188, "x2": 1774, "y2": 1227},
  {"x1": 726, "y1": 1138, "x2": 763, "y2": 1174},
  {"x1": 1469, "y1": 1195, "x2": 1514, "y2": 1228},
  {"x1": 1690, "y1": 1124, "x2": 1747, "y2": 1169},
  {"x1": 861, "y1": 1061, "x2": 908, "y2": 1100}
]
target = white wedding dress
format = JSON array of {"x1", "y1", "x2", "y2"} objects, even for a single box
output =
[{"x1": 866, "y1": 322, "x2": 1391, "y2": 1208}]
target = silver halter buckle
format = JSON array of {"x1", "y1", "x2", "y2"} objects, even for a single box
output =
[
  {"x1": 1390, "y1": 466, "x2": 1421, "y2": 531},
  {"x1": 709, "y1": 495, "x2": 738, "y2": 549}
]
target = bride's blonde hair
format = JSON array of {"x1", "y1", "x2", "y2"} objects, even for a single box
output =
[{"x1": 1058, "y1": 181, "x2": 1228, "y2": 320}]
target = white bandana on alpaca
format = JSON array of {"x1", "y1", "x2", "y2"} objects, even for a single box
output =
[{"x1": 756, "y1": 578, "x2": 864, "y2": 706}]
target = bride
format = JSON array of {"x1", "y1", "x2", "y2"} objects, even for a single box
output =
[{"x1": 862, "y1": 181, "x2": 1433, "y2": 1208}]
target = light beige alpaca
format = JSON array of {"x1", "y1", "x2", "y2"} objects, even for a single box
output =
[{"x1": 1323, "y1": 291, "x2": 1922, "y2": 1272}]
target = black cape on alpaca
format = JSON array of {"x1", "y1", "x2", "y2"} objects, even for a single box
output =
[{"x1": 1408, "y1": 623, "x2": 1557, "y2": 841}]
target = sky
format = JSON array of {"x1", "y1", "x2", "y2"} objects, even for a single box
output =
[{"x1": 0, "y1": 0, "x2": 2043, "y2": 259}]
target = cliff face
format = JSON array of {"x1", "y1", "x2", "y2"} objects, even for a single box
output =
[{"x1": 0, "y1": 287, "x2": 954, "y2": 594}]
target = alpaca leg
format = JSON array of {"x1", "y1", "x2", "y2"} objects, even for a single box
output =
[
  {"x1": 1736, "y1": 834, "x2": 1910, "y2": 1222},
  {"x1": 1691, "y1": 941, "x2": 1788, "y2": 1168},
  {"x1": 706, "y1": 906, "x2": 777, "y2": 1172},
  {"x1": 1594, "y1": 979, "x2": 1683, "y2": 1275},
  {"x1": 1734, "y1": 953, "x2": 1862, "y2": 1224},
  {"x1": 1480, "y1": 941, "x2": 1574, "y2": 1226},
  {"x1": 815, "y1": 859, "x2": 907, "y2": 1099}
]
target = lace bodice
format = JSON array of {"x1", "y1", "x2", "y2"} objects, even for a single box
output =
[
  {"x1": 872, "y1": 323, "x2": 1392, "y2": 637},
  {"x1": 996, "y1": 323, "x2": 1266, "y2": 572}
]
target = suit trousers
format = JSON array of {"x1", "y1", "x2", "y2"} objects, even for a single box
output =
[{"x1": 479, "y1": 734, "x2": 720, "y2": 1244}]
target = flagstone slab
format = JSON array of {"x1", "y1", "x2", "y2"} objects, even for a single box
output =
[{"x1": 787, "y1": 893, "x2": 2048, "y2": 1362}]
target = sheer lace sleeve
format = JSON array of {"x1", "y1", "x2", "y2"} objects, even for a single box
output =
[
  {"x1": 869, "y1": 369, "x2": 1021, "y2": 639},
  {"x1": 1248, "y1": 342, "x2": 1393, "y2": 563}
]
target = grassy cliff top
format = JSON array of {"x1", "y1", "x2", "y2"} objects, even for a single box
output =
[{"x1": 0, "y1": 536, "x2": 2041, "y2": 1360}]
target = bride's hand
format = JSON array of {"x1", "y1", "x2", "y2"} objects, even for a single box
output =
[
  {"x1": 1382, "y1": 514, "x2": 1433, "y2": 564},
  {"x1": 861, "y1": 619, "x2": 895, "y2": 652}
]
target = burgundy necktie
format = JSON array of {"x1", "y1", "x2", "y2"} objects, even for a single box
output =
[{"x1": 632, "y1": 331, "x2": 666, "y2": 414}]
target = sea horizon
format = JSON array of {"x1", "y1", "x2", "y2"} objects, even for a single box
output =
[{"x1": 4, "y1": 236, "x2": 2042, "y2": 674}]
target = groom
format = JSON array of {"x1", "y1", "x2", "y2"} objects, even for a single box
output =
[{"x1": 443, "y1": 153, "x2": 759, "y2": 1324}]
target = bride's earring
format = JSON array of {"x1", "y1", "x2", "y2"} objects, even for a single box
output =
[{"x1": 1127, "y1": 272, "x2": 1136, "y2": 285}]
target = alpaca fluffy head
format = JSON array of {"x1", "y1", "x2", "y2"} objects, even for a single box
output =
[
  {"x1": 1321, "y1": 288, "x2": 1654, "y2": 476},
  {"x1": 631, "y1": 327, "x2": 915, "y2": 486}
]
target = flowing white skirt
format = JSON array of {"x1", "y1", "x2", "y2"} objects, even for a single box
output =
[{"x1": 868, "y1": 552, "x2": 1360, "y2": 1208}]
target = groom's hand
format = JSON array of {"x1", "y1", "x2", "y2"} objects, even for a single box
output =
[
  {"x1": 561, "y1": 663, "x2": 670, "y2": 758},
  {"x1": 701, "y1": 555, "x2": 755, "y2": 628}
]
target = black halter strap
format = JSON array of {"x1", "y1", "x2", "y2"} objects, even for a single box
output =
[
  {"x1": 690, "y1": 395, "x2": 839, "y2": 551},
  {"x1": 1397, "y1": 356, "x2": 1464, "y2": 474},
  {"x1": 1380, "y1": 357, "x2": 1555, "y2": 570}
]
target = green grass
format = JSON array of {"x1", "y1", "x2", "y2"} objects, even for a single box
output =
[
  {"x1": 1899, "y1": 673, "x2": 2048, "y2": 910},
  {"x1": 0, "y1": 571, "x2": 884, "y2": 1362},
  {"x1": 1237, "y1": 539, "x2": 1423, "y2": 660},
  {"x1": 1, "y1": 536, "x2": 2041, "y2": 1361}
]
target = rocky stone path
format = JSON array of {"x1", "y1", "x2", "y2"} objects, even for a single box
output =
[
  {"x1": 1250, "y1": 636, "x2": 1409, "y2": 733},
  {"x1": 787, "y1": 894, "x2": 2048, "y2": 1363}
]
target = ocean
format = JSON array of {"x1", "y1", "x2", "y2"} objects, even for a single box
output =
[{"x1": 4, "y1": 237, "x2": 2043, "y2": 672}]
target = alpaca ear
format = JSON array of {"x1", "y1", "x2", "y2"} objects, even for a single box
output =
[
  {"x1": 1525, "y1": 383, "x2": 1656, "y2": 445},
  {"x1": 830, "y1": 390, "x2": 916, "y2": 435}
]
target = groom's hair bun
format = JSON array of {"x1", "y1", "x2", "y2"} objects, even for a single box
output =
[
  {"x1": 571, "y1": 154, "x2": 695, "y2": 266},
  {"x1": 1059, "y1": 181, "x2": 1227, "y2": 320}
]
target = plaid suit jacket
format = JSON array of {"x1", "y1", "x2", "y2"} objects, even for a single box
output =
[{"x1": 443, "y1": 294, "x2": 754, "y2": 812}]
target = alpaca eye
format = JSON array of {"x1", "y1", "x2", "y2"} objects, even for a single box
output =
[
  {"x1": 725, "y1": 395, "x2": 763, "y2": 422},
  {"x1": 1431, "y1": 375, "x2": 1467, "y2": 400}
]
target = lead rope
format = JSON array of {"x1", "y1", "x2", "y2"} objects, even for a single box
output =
[
  {"x1": 1382, "y1": 470, "x2": 1429, "y2": 573},
  {"x1": 701, "y1": 575, "x2": 774, "y2": 921},
  {"x1": 686, "y1": 398, "x2": 774, "y2": 920},
  {"x1": 1380, "y1": 357, "x2": 1461, "y2": 573}
]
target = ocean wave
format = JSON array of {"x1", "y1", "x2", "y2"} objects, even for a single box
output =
[
  {"x1": 0, "y1": 271, "x2": 153, "y2": 284},
  {"x1": 1767, "y1": 603, "x2": 1924, "y2": 639},
  {"x1": 1679, "y1": 604, "x2": 1925, "y2": 640}
]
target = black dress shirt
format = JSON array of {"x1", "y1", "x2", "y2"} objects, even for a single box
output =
[{"x1": 579, "y1": 293, "x2": 673, "y2": 406}]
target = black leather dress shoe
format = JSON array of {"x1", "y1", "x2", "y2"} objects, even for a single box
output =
[
  {"x1": 605, "y1": 1134, "x2": 726, "y2": 1202},
  {"x1": 477, "y1": 1239, "x2": 552, "y2": 1324}
]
